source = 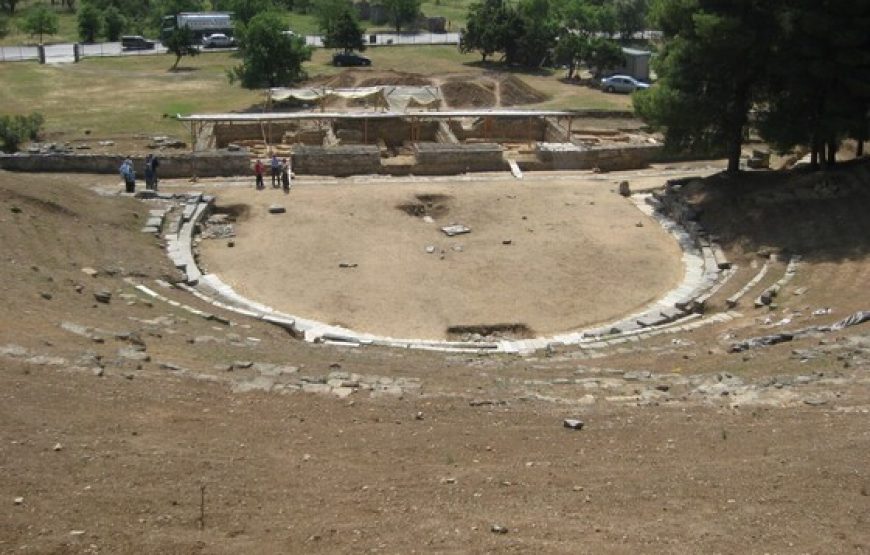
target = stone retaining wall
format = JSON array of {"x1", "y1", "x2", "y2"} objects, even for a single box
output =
[
  {"x1": 292, "y1": 145, "x2": 382, "y2": 176},
  {"x1": 413, "y1": 142, "x2": 506, "y2": 174},
  {"x1": 334, "y1": 119, "x2": 439, "y2": 147},
  {"x1": 213, "y1": 122, "x2": 310, "y2": 148},
  {"x1": 0, "y1": 151, "x2": 251, "y2": 178},
  {"x1": 534, "y1": 143, "x2": 663, "y2": 171},
  {"x1": 459, "y1": 116, "x2": 549, "y2": 142}
]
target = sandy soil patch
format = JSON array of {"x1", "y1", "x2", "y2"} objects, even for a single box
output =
[{"x1": 199, "y1": 175, "x2": 683, "y2": 339}]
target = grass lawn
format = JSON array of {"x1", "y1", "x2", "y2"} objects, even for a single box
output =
[
  {"x1": 0, "y1": 52, "x2": 261, "y2": 137},
  {"x1": 0, "y1": 46, "x2": 631, "y2": 140}
]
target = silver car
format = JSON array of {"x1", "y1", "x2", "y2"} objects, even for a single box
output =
[
  {"x1": 202, "y1": 33, "x2": 234, "y2": 48},
  {"x1": 601, "y1": 75, "x2": 650, "y2": 93}
]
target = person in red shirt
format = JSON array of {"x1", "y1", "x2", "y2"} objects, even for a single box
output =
[{"x1": 254, "y1": 159, "x2": 264, "y2": 190}]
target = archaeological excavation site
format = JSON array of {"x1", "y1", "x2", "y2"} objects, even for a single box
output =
[{"x1": 1, "y1": 64, "x2": 868, "y2": 554}]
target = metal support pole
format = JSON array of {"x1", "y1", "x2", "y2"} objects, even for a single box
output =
[{"x1": 528, "y1": 116, "x2": 532, "y2": 147}]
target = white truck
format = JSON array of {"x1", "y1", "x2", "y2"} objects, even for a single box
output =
[{"x1": 161, "y1": 12, "x2": 234, "y2": 44}]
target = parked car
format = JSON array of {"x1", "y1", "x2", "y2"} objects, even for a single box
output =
[
  {"x1": 202, "y1": 33, "x2": 234, "y2": 48},
  {"x1": 332, "y1": 51, "x2": 371, "y2": 67},
  {"x1": 600, "y1": 75, "x2": 650, "y2": 94},
  {"x1": 121, "y1": 35, "x2": 156, "y2": 50}
]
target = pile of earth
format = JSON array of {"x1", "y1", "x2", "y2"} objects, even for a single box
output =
[
  {"x1": 303, "y1": 70, "x2": 549, "y2": 109},
  {"x1": 498, "y1": 74, "x2": 549, "y2": 106},
  {"x1": 441, "y1": 80, "x2": 496, "y2": 108}
]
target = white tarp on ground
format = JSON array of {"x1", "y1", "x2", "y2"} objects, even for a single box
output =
[{"x1": 269, "y1": 86, "x2": 441, "y2": 112}]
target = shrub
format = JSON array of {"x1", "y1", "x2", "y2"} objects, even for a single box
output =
[{"x1": 0, "y1": 113, "x2": 45, "y2": 153}]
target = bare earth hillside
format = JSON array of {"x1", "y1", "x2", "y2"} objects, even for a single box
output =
[{"x1": 0, "y1": 164, "x2": 868, "y2": 553}]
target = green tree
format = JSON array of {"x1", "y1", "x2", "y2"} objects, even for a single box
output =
[
  {"x1": 515, "y1": 0, "x2": 558, "y2": 67},
  {"x1": 103, "y1": 6, "x2": 126, "y2": 40},
  {"x1": 21, "y1": 5, "x2": 60, "y2": 43},
  {"x1": 230, "y1": 11, "x2": 312, "y2": 88},
  {"x1": 460, "y1": 0, "x2": 508, "y2": 62},
  {"x1": 380, "y1": 0, "x2": 421, "y2": 33},
  {"x1": 554, "y1": 0, "x2": 622, "y2": 77},
  {"x1": 320, "y1": 0, "x2": 364, "y2": 53},
  {"x1": 614, "y1": 0, "x2": 648, "y2": 41},
  {"x1": 0, "y1": 112, "x2": 44, "y2": 153},
  {"x1": 216, "y1": 0, "x2": 274, "y2": 25},
  {"x1": 0, "y1": 14, "x2": 8, "y2": 38},
  {"x1": 316, "y1": 0, "x2": 348, "y2": 36},
  {"x1": 758, "y1": 1, "x2": 870, "y2": 168},
  {"x1": 1, "y1": 0, "x2": 20, "y2": 15},
  {"x1": 634, "y1": 0, "x2": 780, "y2": 174},
  {"x1": 77, "y1": 1, "x2": 101, "y2": 43},
  {"x1": 88, "y1": 0, "x2": 148, "y2": 20},
  {"x1": 164, "y1": 25, "x2": 199, "y2": 70},
  {"x1": 460, "y1": 0, "x2": 523, "y2": 63}
]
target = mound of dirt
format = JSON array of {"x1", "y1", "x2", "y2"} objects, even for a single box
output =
[
  {"x1": 499, "y1": 75, "x2": 549, "y2": 106},
  {"x1": 358, "y1": 72, "x2": 434, "y2": 87},
  {"x1": 304, "y1": 71, "x2": 360, "y2": 89},
  {"x1": 307, "y1": 70, "x2": 437, "y2": 90},
  {"x1": 441, "y1": 81, "x2": 497, "y2": 108}
]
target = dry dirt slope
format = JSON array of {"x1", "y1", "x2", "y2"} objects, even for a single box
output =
[{"x1": 0, "y1": 168, "x2": 868, "y2": 553}]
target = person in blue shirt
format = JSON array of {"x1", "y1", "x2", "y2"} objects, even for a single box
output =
[
  {"x1": 270, "y1": 154, "x2": 281, "y2": 188},
  {"x1": 119, "y1": 158, "x2": 135, "y2": 193}
]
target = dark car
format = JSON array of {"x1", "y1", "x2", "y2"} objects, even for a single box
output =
[
  {"x1": 332, "y1": 51, "x2": 371, "y2": 67},
  {"x1": 121, "y1": 35, "x2": 156, "y2": 50}
]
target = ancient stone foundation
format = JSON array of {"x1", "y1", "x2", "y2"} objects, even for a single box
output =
[
  {"x1": 413, "y1": 142, "x2": 506, "y2": 174},
  {"x1": 0, "y1": 151, "x2": 250, "y2": 178},
  {"x1": 291, "y1": 145, "x2": 382, "y2": 176},
  {"x1": 535, "y1": 144, "x2": 662, "y2": 171}
]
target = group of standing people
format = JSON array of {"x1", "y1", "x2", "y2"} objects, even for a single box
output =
[
  {"x1": 119, "y1": 154, "x2": 160, "y2": 193},
  {"x1": 254, "y1": 154, "x2": 292, "y2": 193}
]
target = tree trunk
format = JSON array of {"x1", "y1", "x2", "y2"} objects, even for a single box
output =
[
  {"x1": 858, "y1": 139, "x2": 865, "y2": 158},
  {"x1": 725, "y1": 86, "x2": 749, "y2": 175},
  {"x1": 826, "y1": 140, "x2": 837, "y2": 167},
  {"x1": 726, "y1": 127, "x2": 742, "y2": 174}
]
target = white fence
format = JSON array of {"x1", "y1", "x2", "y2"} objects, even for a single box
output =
[
  {"x1": 0, "y1": 31, "x2": 461, "y2": 64},
  {"x1": 304, "y1": 32, "x2": 460, "y2": 47}
]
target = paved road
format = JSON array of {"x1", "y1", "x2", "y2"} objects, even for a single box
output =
[{"x1": 0, "y1": 32, "x2": 461, "y2": 64}]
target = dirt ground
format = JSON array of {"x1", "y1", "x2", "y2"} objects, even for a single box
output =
[
  {"x1": 1, "y1": 163, "x2": 868, "y2": 554},
  {"x1": 199, "y1": 175, "x2": 684, "y2": 340}
]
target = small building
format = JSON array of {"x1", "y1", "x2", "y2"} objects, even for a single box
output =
[{"x1": 613, "y1": 48, "x2": 652, "y2": 81}]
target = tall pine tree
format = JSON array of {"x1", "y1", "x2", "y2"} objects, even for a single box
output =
[{"x1": 634, "y1": 0, "x2": 780, "y2": 173}]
